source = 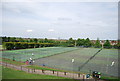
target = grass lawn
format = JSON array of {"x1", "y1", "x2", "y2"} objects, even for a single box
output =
[
  {"x1": 101, "y1": 76, "x2": 120, "y2": 81},
  {"x1": 0, "y1": 45, "x2": 2, "y2": 49},
  {"x1": 2, "y1": 66, "x2": 69, "y2": 79},
  {"x1": 2, "y1": 58, "x2": 25, "y2": 65}
]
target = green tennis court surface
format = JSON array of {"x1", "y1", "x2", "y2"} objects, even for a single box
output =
[
  {"x1": 2, "y1": 47, "x2": 118, "y2": 77},
  {"x1": 34, "y1": 48, "x2": 118, "y2": 77},
  {"x1": 2, "y1": 47, "x2": 78, "y2": 62}
]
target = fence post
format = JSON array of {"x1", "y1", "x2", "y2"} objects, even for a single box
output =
[
  {"x1": 6, "y1": 62, "x2": 7, "y2": 67},
  {"x1": 83, "y1": 75, "x2": 85, "y2": 81},
  {"x1": 78, "y1": 73, "x2": 80, "y2": 77},
  {"x1": 32, "y1": 69, "x2": 33, "y2": 73},
  {"x1": 28, "y1": 69, "x2": 29, "y2": 72},
  {"x1": 57, "y1": 71, "x2": 58, "y2": 76},
  {"x1": 53, "y1": 70, "x2": 54, "y2": 74},
  {"x1": 34, "y1": 68, "x2": 35, "y2": 72},
  {"x1": 21, "y1": 66, "x2": 22, "y2": 70},
  {"x1": 42, "y1": 69, "x2": 44, "y2": 73},
  {"x1": 64, "y1": 72, "x2": 66, "y2": 75}
]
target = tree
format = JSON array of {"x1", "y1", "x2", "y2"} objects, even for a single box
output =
[
  {"x1": 4, "y1": 42, "x2": 14, "y2": 50},
  {"x1": 14, "y1": 43, "x2": 22, "y2": 49},
  {"x1": 30, "y1": 39, "x2": 33, "y2": 42},
  {"x1": 44, "y1": 38, "x2": 48, "y2": 43},
  {"x1": 94, "y1": 38, "x2": 102, "y2": 48},
  {"x1": 22, "y1": 43, "x2": 28, "y2": 49},
  {"x1": 7, "y1": 37, "x2": 10, "y2": 42},
  {"x1": 2, "y1": 36, "x2": 7, "y2": 42},
  {"x1": 19, "y1": 38, "x2": 25, "y2": 42},
  {"x1": 84, "y1": 38, "x2": 92, "y2": 47},
  {"x1": 10, "y1": 37, "x2": 16, "y2": 42},
  {"x1": 39, "y1": 39, "x2": 44, "y2": 43},
  {"x1": 33, "y1": 38, "x2": 38, "y2": 43},
  {"x1": 76, "y1": 38, "x2": 85, "y2": 46},
  {"x1": 103, "y1": 40, "x2": 112, "y2": 49},
  {"x1": 66, "y1": 38, "x2": 75, "y2": 47}
]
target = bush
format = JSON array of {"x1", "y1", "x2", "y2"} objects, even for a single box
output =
[
  {"x1": 103, "y1": 40, "x2": 112, "y2": 49},
  {"x1": 4, "y1": 42, "x2": 14, "y2": 50},
  {"x1": 3, "y1": 42, "x2": 55, "y2": 50}
]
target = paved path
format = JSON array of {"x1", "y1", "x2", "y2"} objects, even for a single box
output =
[{"x1": 1, "y1": 62, "x2": 105, "y2": 81}]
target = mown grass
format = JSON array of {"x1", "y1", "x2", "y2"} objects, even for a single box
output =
[
  {"x1": 27, "y1": 65, "x2": 120, "y2": 81},
  {"x1": 2, "y1": 58, "x2": 25, "y2": 65},
  {"x1": 0, "y1": 45, "x2": 2, "y2": 49},
  {"x1": 2, "y1": 66, "x2": 69, "y2": 79},
  {"x1": 101, "y1": 76, "x2": 120, "y2": 81}
]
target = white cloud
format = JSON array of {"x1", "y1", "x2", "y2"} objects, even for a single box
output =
[
  {"x1": 48, "y1": 29, "x2": 55, "y2": 32},
  {"x1": 1, "y1": 0, "x2": 119, "y2": 2},
  {"x1": 2, "y1": 2, "x2": 118, "y2": 40},
  {"x1": 26, "y1": 30, "x2": 33, "y2": 32}
]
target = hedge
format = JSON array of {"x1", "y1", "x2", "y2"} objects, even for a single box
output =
[{"x1": 3, "y1": 42, "x2": 55, "y2": 50}]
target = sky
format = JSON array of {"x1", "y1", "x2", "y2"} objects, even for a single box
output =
[{"x1": 1, "y1": 1, "x2": 118, "y2": 40}]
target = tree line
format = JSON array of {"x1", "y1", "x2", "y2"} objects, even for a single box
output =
[
  {"x1": 1, "y1": 36, "x2": 120, "y2": 50},
  {"x1": 3, "y1": 42, "x2": 55, "y2": 50}
]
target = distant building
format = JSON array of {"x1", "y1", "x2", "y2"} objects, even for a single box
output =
[{"x1": 91, "y1": 40, "x2": 118, "y2": 45}]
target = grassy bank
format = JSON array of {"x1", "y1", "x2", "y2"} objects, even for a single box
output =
[
  {"x1": 2, "y1": 58, "x2": 25, "y2": 65},
  {"x1": 101, "y1": 76, "x2": 119, "y2": 81},
  {"x1": 2, "y1": 66, "x2": 69, "y2": 79}
]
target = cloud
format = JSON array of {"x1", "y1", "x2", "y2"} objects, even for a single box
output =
[
  {"x1": 57, "y1": 17, "x2": 72, "y2": 21},
  {"x1": 26, "y1": 29, "x2": 33, "y2": 32},
  {"x1": 2, "y1": 2, "x2": 118, "y2": 40},
  {"x1": 48, "y1": 29, "x2": 55, "y2": 32}
]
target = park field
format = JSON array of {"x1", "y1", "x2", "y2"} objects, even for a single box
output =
[
  {"x1": 2, "y1": 47, "x2": 118, "y2": 77},
  {"x1": 2, "y1": 66, "x2": 69, "y2": 79}
]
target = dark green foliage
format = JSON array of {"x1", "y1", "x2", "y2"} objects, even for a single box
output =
[
  {"x1": 76, "y1": 38, "x2": 85, "y2": 46},
  {"x1": 7, "y1": 37, "x2": 10, "y2": 42},
  {"x1": 2, "y1": 36, "x2": 7, "y2": 42},
  {"x1": 28, "y1": 43, "x2": 35, "y2": 48},
  {"x1": 44, "y1": 38, "x2": 48, "y2": 43},
  {"x1": 14, "y1": 42, "x2": 22, "y2": 49},
  {"x1": 33, "y1": 38, "x2": 38, "y2": 43},
  {"x1": 103, "y1": 40, "x2": 112, "y2": 49},
  {"x1": 4, "y1": 42, "x2": 14, "y2": 50},
  {"x1": 66, "y1": 38, "x2": 75, "y2": 47},
  {"x1": 18, "y1": 38, "x2": 25, "y2": 42},
  {"x1": 34, "y1": 44, "x2": 39, "y2": 48},
  {"x1": 84, "y1": 38, "x2": 92, "y2": 47},
  {"x1": 39, "y1": 39, "x2": 44, "y2": 43},
  {"x1": 2, "y1": 36, "x2": 119, "y2": 49},
  {"x1": 3, "y1": 42, "x2": 55, "y2": 50},
  {"x1": 30, "y1": 39, "x2": 33, "y2": 42},
  {"x1": 22, "y1": 43, "x2": 28, "y2": 49},
  {"x1": 10, "y1": 37, "x2": 16, "y2": 42},
  {"x1": 58, "y1": 41, "x2": 70, "y2": 47},
  {"x1": 94, "y1": 39, "x2": 102, "y2": 48}
]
